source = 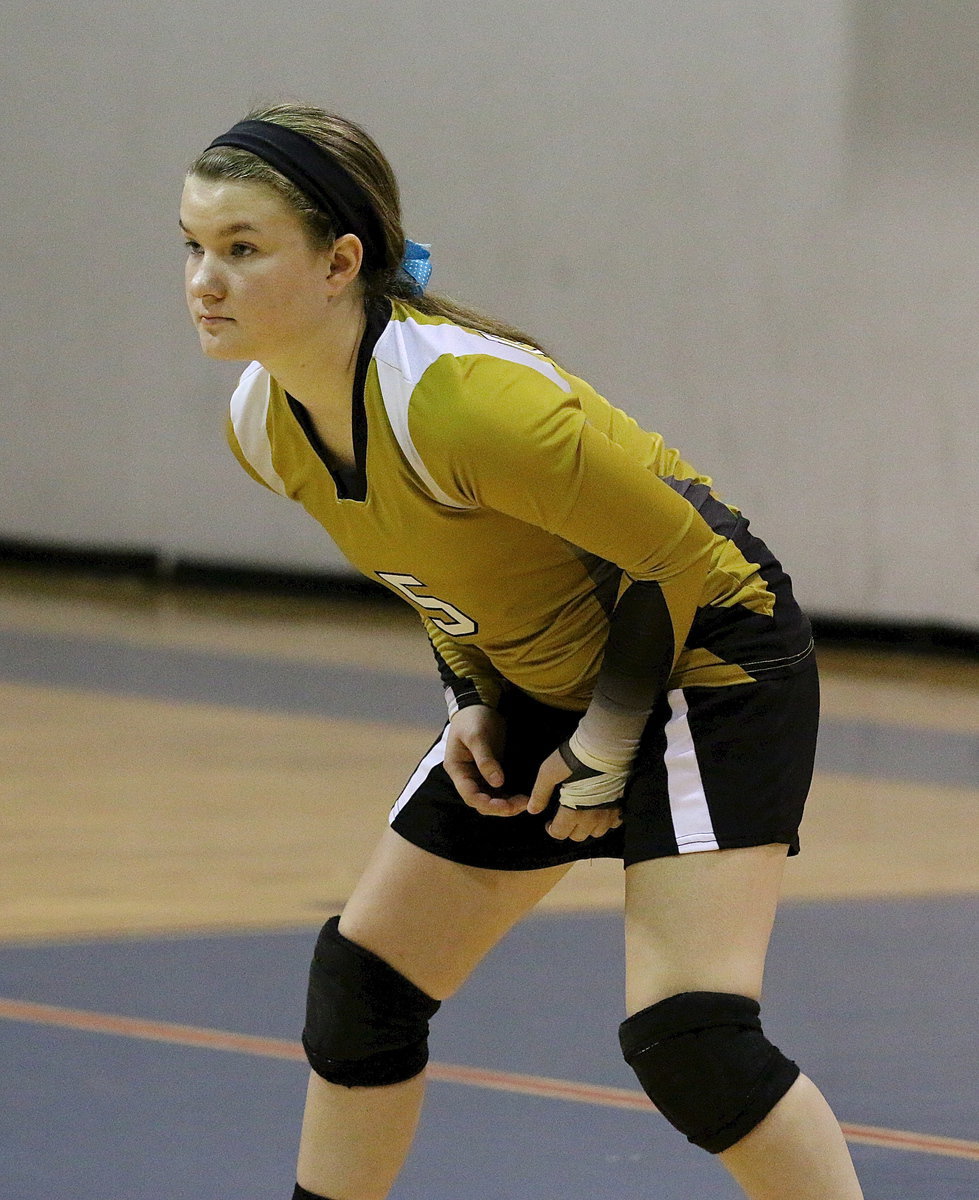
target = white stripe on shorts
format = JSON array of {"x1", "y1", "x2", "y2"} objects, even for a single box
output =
[
  {"x1": 389, "y1": 726, "x2": 450, "y2": 824},
  {"x1": 664, "y1": 689, "x2": 720, "y2": 852}
]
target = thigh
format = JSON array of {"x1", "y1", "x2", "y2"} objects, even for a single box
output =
[
  {"x1": 624, "y1": 843, "x2": 788, "y2": 1015},
  {"x1": 339, "y1": 826, "x2": 573, "y2": 1000}
]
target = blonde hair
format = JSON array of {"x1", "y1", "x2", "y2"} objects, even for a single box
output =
[{"x1": 190, "y1": 103, "x2": 546, "y2": 353}]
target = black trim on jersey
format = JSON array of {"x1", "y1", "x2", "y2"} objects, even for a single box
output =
[
  {"x1": 661, "y1": 475, "x2": 813, "y2": 673},
  {"x1": 429, "y1": 638, "x2": 459, "y2": 688},
  {"x1": 564, "y1": 544, "x2": 622, "y2": 619},
  {"x1": 662, "y1": 479, "x2": 790, "y2": 593},
  {"x1": 430, "y1": 637, "x2": 480, "y2": 699},
  {"x1": 286, "y1": 300, "x2": 391, "y2": 502},
  {"x1": 447, "y1": 680, "x2": 486, "y2": 712},
  {"x1": 662, "y1": 477, "x2": 741, "y2": 539},
  {"x1": 428, "y1": 636, "x2": 488, "y2": 712}
]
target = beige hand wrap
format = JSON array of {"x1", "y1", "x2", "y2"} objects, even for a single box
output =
[{"x1": 557, "y1": 724, "x2": 639, "y2": 810}]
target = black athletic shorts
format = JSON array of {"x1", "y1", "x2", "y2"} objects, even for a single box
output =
[{"x1": 389, "y1": 661, "x2": 819, "y2": 871}]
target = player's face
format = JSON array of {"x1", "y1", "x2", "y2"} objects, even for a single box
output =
[{"x1": 180, "y1": 175, "x2": 334, "y2": 363}]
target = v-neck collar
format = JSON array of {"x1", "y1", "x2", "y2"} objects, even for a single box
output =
[{"x1": 286, "y1": 299, "x2": 391, "y2": 502}]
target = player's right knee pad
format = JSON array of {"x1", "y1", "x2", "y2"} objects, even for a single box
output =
[
  {"x1": 619, "y1": 991, "x2": 800, "y2": 1153},
  {"x1": 302, "y1": 916, "x2": 441, "y2": 1088}
]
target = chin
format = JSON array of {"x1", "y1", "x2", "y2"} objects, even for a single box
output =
[{"x1": 199, "y1": 332, "x2": 249, "y2": 361}]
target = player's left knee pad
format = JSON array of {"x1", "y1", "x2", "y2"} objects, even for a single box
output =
[
  {"x1": 619, "y1": 991, "x2": 800, "y2": 1153},
  {"x1": 302, "y1": 916, "x2": 441, "y2": 1088}
]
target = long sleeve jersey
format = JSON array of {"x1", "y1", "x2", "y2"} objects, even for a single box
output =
[{"x1": 226, "y1": 299, "x2": 813, "y2": 725}]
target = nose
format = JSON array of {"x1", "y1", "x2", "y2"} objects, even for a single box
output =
[{"x1": 187, "y1": 252, "x2": 226, "y2": 302}]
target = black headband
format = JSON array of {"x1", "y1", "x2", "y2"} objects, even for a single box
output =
[{"x1": 205, "y1": 119, "x2": 386, "y2": 267}]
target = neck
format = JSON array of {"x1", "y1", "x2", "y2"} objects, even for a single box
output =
[{"x1": 263, "y1": 292, "x2": 368, "y2": 418}]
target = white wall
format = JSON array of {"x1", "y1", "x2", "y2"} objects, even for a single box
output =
[{"x1": 2, "y1": 1, "x2": 976, "y2": 627}]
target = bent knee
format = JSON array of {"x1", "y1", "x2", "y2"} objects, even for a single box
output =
[
  {"x1": 302, "y1": 916, "x2": 441, "y2": 1087},
  {"x1": 619, "y1": 990, "x2": 800, "y2": 1153}
]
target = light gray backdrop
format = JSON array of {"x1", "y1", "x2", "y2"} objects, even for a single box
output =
[{"x1": 3, "y1": 1, "x2": 977, "y2": 628}]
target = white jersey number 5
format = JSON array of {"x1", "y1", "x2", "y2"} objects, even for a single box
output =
[{"x1": 376, "y1": 572, "x2": 478, "y2": 637}]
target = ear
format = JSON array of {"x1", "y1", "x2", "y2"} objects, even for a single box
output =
[{"x1": 324, "y1": 233, "x2": 365, "y2": 296}]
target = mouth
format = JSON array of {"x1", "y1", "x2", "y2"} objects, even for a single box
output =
[{"x1": 199, "y1": 314, "x2": 234, "y2": 327}]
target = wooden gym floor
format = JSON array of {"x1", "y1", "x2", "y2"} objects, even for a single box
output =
[{"x1": 0, "y1": 566, "x2": 976, "y2": 1198}]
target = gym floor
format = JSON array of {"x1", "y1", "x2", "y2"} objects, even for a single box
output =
[{"x1": 1, "y1": 567, "x2": 976, "y2": 1199}]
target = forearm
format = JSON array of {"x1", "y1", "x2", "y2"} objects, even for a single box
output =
[{"x1": 568, "y1": 579, "x2": 677, "y2": 772}]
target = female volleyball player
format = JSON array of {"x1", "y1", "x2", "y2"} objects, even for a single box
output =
[{"x1": 181, "y1": 104, "x2": 864, "y2": 1200}]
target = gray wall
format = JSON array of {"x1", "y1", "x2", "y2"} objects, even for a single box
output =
[{"x1": 2, "y1": 1, "x2": 976, "y2": 627}]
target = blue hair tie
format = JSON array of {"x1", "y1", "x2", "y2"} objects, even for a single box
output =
[{"x1": 399, "y1": 239, "x2": 432, "y2": 297}]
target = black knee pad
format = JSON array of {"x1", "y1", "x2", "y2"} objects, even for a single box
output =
[
  {"x1": 302, "y1": 916, "x2": 441, "y2": 1087},
  {"x1": 619, "y1": 991, "x2": 800, "y2": 1153}
]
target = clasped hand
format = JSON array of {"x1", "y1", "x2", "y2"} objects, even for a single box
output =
[{"x1": 443, "y1": 705, "x2": 623, "y2": 842}]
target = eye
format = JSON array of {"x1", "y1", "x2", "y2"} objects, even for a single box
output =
[
  {"x1": 230, "y1": 242, "x2": 256, "y2": 257},
  {"x1": 184, "y1": 239, "x2": 203, "y2": 256}
]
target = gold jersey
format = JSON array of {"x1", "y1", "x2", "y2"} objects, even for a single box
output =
[{"x1": 227, "y1": 299, "x2": 812, "y2": 714}]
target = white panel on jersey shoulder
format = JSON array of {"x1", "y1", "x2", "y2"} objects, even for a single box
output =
[
  {"x1": 229, "y1": 361, "x2": 288, "y2": 497},
  {"x1": 373, "y1": 317, "x2": 572, "y2": 509}
]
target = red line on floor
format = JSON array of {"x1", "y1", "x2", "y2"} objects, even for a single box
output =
[{"x1": 2, "y1": 997, "x2": 977, "y2": 1163}]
